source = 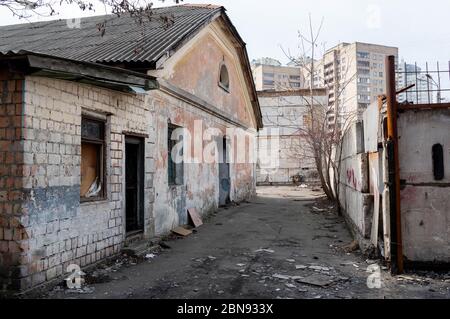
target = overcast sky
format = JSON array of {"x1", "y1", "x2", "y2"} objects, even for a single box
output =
[{"x1": 1, "y1": 0, "x2": 449, "y2": 67}]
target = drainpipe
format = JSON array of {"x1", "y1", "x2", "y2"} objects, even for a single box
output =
[{"x1": 385, "y1": 55, "x2": 404, "y2": 274}]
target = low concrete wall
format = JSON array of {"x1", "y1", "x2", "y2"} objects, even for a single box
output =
[
  {"x1": 398, "y1": 109, "x2": 450, "y2": 264},
  {"x1": 336, "y1": 122, "x2": 373, "y2": 244}
]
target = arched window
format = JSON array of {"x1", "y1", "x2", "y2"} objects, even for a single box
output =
[{"x1": 218, "y1": 63, "x2": 230, "y2": 92}]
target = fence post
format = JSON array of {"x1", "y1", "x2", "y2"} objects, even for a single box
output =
[{"x1": 385, "y1": 55, "x2": 404, "y2": 274}]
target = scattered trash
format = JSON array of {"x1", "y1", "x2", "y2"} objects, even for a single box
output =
[
  {"x1": 65, "y1": 286, "x2": 95, "y2": 294},
  {"x1": 236, "y1": 263, "x2": 246, "y2": 267},
  {"x1": 207, "y1": 256, "x2": 216, "y2": 260},
  {"x1": 286, "y1": 259, "x2": 295, "y2": 263},
  {"x1": 145, "y1": 253, "x2": 156, "y2": 259},
  {"x1": 285, "y1": 283, "x2": 296, "y2": 288},
  {"x1": 295, "y1": 265, "x2": 308, "y2": 270},
  {"x1": 309, "y1": 265, "x2": 331, "y2": 272},
  {"x1": 159, "y1": 241, "x2": 171, "y2": 249},
  {"x1": 312, "y1": 206, "x2": 327, "y2": 212},
  {"x1": 299, "y1": 184, "x2": 308, "y2": 188},
  {"x1": 272, "y1": 274, "x2": 291, "y2": 280},
  {"x1": 295, "y1": 273, "x2": 337, "y2": 287},
  {"x1": 255, "y1": 248, "x2": 275, "y2": 254},
  {"x1": 342, "y1": 240, "x2": 359, "y2": 252}
]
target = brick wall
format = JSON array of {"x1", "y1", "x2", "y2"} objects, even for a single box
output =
[
  {"x1": 0, "y1": 67, "x2": 28, "y2": 290},
  {"x1": 1, "y1": 75, "x2": 155, "y2": 290}
]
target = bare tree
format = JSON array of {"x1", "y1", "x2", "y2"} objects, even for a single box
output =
[
  {"x1": 277, "y1": 14, "x2": 358, "y2": 210},
  {"x1": 0, "y1": 0, "x2": 183, "y2": 21}
]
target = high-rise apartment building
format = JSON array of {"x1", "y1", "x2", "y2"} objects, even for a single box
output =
[
  {"x1": 302, "y1": 42, "x2": 398, "y2": 127},
  {"x1": 397, "y1": 60, "x2": 435, "y2": 104},
  {"x1": 251, "y1": 58, "x2": 303, "y2": 91}
]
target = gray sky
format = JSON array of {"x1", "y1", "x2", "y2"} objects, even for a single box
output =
[{"x1": 1, "y1": 0, "x2": 449, "y2": 67}]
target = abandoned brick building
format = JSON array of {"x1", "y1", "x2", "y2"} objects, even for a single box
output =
[{"x1": 0, "y1": 4, "x2": 263, "y2": 290}]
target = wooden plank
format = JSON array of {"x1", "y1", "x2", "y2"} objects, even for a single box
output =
[
  {"x1": 171, "y1": 226, "x2": 192, "y2": 237},
  {"x1": 187, "y1": 208, "x2": 203, "y2": 228}
]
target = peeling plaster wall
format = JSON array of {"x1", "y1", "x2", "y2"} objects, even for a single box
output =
[
  {"x1": 149, "y1": 20, "x2": 257, "y2": 130},
  {"x1": 398, "y1": 109, "x2": 450, "y2": 263},
  {"x1": 151, "y1": 90, "x2": 256, "y2": 235},
  {"x1": 1, "y1": 75, "x2": 155, "y2": 291},
  {"x1": 149, "y1": 22, "x2": 258, "y2": 235}
]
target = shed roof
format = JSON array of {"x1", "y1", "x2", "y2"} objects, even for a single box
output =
[{"x1": 0, "y1": 5, "x2": 222, "y2": 64}]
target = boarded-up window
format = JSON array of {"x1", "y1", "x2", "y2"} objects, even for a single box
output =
[{"x1": 81, "y1": 117, "x2": 105, "y2": 200}]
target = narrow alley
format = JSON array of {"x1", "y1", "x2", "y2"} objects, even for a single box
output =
[{"x1": 25, "y1": 187, "x2": 450, "y2": 299}]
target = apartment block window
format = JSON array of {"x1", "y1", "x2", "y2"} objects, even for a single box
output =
[
  {"x1": 357, "y1": 61, "x2": 370, "y2": 68},
  {"x1": 290, "y1": 75, "x2": 301, "y2": 81},
  {"x1": 81, "y1": 117, "x2": 105, "y2": 200},
  {"x1": 357, "y1": 51, "x2": 370, "y2": 59},
  {"x1": 290, "y1": 82, "x2": 301, "y2": 88},
  {"x1": 263, "y1": 72, "x2": 274, "y2": 78},
  {"x1": 263, "y1": 80, "x2": 275, "y2": 86},
  {"x1": 168, "y1": 124, "x2": 184, "y2": 186},
  {"x1": 358, "y1": 94, "x2": 371, "y2": 102},
  {"x1": 358, "y1": 68, "x2": 370, "y2": 75},
  {"x1": 358, "y1": 77, "x2": 370, "y2": 84}
]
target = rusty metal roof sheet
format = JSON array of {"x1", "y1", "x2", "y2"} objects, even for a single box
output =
[{"x1": 0, "y1": 5, "x2": 222, "y2": 64}]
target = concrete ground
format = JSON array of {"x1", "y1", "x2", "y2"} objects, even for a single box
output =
[{"x1": 24, "y1": 186, "x2": 450, "y2": 299}]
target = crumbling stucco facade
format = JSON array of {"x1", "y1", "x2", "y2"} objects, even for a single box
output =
[{"x1": 148, "y1": 21, "x2": 259, "y2": 235}]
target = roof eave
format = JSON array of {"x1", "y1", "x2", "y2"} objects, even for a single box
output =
[{"x1": 0, "y1": 51, "x2": 159, "y2": 93}]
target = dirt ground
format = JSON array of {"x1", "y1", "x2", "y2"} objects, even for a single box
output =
[{"x1": 21, "y1": 186, "x2": 450, "y2": 299}]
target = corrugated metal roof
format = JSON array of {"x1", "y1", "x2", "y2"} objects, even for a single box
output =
[{"x1": 0, "y1": 5, "x2": 222, "y2": 64}]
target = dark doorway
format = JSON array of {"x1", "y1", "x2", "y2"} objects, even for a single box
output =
[
  {"x1": 219, "y1": 136, "x2": 231, "y2": 206},
  {"x1": 125, "y1": 136, "x2": 144, "y2": 234}
]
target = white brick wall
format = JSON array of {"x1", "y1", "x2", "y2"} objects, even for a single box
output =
[{"x1": 15, "y1": 76, "x2": 156, "y2": 289}]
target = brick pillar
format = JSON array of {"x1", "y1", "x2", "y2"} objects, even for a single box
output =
[{"x1": 0, "y1": 66, "x2": 29, "y2": 290}]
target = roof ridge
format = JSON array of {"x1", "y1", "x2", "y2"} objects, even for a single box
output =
[{"x1": 180, "y1": 3, "x2": 222, "y2": 9}]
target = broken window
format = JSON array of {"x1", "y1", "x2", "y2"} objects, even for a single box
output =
[
  {"x1": 168, "y1": 124, "x2": 184, "y2": 186},
  {"x1": 81, "y1": 117, "x2": 105, "y2": 200},
  {"x1": 432, "y1": 143, "x2": 445, "y2": 180},
  {"x1": 218, "y1": 63, "x2": 230, "y2": 92}
]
